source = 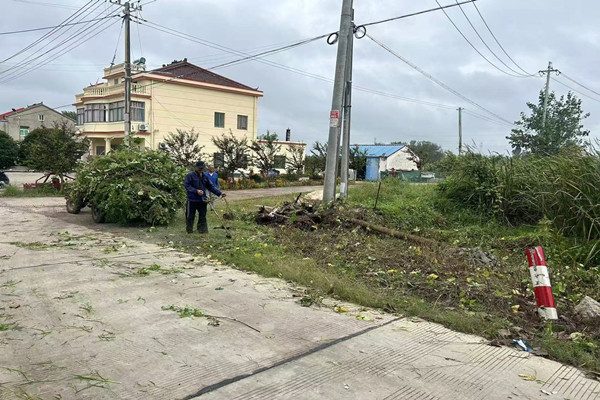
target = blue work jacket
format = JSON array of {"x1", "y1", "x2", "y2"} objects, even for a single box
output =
[{"x1": 184, "y1": 171, "x2": 222, "y2": 202}]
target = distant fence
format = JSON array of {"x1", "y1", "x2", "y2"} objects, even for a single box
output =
[{"x1": 379, "y1": 170, "x2": 445, "y2": 183}]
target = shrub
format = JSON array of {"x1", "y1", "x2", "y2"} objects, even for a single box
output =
[
  {"x1": 67, "y1": 147, "x2": 186, "y2": 225},
  {"x1": 0, "y1": 131, "x2": 19, "y2": 169}
]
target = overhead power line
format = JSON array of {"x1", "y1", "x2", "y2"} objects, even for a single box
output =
[
  {"x1": 454, "y1": 1, "x2": 533, "y2": 77},
  {"x1": 1, "y1": 0, "x2": 97, "y2": 63},
  {"x1": 366, "y1": 32, "x2": 515, "y2": 125},
  {"x1": 360, "y1": 0, "x2": 476, "y2": 27},
  {"x1": 560, "y1": 73, "x2": 600, "y2": 98},
  {"x1": 471, "y1": 2, "x2": 532, "y2": 76},
  {"x1": 434, "y1": 0, "x2": 526, "y2": 78},
  {"x1": 0, "y1": 16, "x2": 120, "y2": 36},
  {"x1": 551, "y1": 77, "x2": 600, "y2": 104},
  {"x1": 0, "y1": 4, "x2": 121, "y2": 84}
]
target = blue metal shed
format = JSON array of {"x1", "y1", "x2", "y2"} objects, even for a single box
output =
[{"x1": 356, "y1": 145, "x2": 405, "y2": 181}]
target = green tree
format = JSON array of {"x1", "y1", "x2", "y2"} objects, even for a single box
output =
[
  {"x1": 304, "y1": 141, "x2": 328, "y2": 176},
  {"x1": 0, "y1": 131, "x2": 19, "y2": 169},
  {"x1": 61, "y1": 110, "x2": 77, "y2": 122},
  {"x1": 349, "y1": 146, "x2": 368, "y2": 179},
  {"x1": 211, "y1": 130, "x2": 249, "y2": 179},
  {"x1": 285, "y1": 144, "x2": 306, "y2": 174},
  {"x1": 162, "y1": 129, "x2": 205, "y2": 168},
  {"x1": 250, "y1": 132, "x2": 281, "y2": 175},
  {"x1": 18, "y1": 128, "x2": 46, "y2": 163},
  {"x1": 392, "y1": 140, "x2": 445, "y2": 170},
  {"x1": 507, "y1": 90, "x2": 590, "y2": 155},
  {"x1": 24, "y1": 124, "x2": 89, "y2": 186}
]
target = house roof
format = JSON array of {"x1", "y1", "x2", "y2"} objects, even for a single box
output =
[
  {"x1": 149, "y1": 59, "x2": 259, "y2": 91},
  {"x1": 354, "y1": 145, "x2": 405, "y2": 157},
  {"x1": 0, "y1": 107, "x2": 25, "y2": 120}
]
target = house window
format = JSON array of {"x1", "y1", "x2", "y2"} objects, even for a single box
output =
[
  {"x1": 237, "y1": 115, "x2": 248, "y2": 130},
  {"x1": 85, "y1": 103, "x2": 106, "y2": 122},
  {"x1": 19, "y1": 126, "x2": 29, "y2": 138},
  {"x1": 214, "y1": 112, "x2": 225, "y2": 128},
  {"x1": 274, "y1": 155, "x2": 286, "y2": 169},
  {"x1": 95, "y1": 146, "x2": 106, "y2": 156},
  {"x1": 77, "y1": 108, "x2": 84, "y2": 125},
  {"x1": 109, "y1": 101, "x2": 124, "y2": 122},
  {"x1": 213, "y1": 152, "x2": 224, "y2": 169},
  {"x1": 131, "y1": 101, "x2": 145, "y2": 121},
  {"x1": 237, "y1": 153, "x2": 248, "y2": 169},
  {"x1": 38, "y1": 114, "x2": 44, "y2": 122},
  {"x1": 114, "y1": 79, "x2": 119, "y2": 85}
]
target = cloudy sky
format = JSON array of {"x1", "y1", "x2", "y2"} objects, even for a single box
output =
[{"x1": 2, "y1": 0, "x2": 599, "y2": 153}]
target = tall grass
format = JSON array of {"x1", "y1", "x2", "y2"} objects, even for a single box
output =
[{"x1": 437, "y1": 149, "x2": 600, "y2": 261}]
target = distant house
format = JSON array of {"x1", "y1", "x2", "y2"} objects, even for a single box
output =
[
  {"x1": 73, "y1": 58, "x2": 263, "y2": 158},
  {"x1": 254, "y1": 129, "x2": 306, "y2": 174},
  {"x1": 353, "y1": 144, "x2": 419, "y2": 181},
  {"x1": 0, "y1": 103, "x2": 75, "y2": 141}
]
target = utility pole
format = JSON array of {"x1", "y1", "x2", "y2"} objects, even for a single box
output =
[
  {"x1": 110, "y1": 1, "x2": 142, "y2": 138},
  {"x1": 457, "y1": 107, "x2": 463, "y2": 155},
  {"x1": 340, "y1": 12, "x2": 355, "y2": 199},
  {"x1": 323, "y1": 0, "x2": 353, "y2": 202},
  {"x1": 539, "y1": 61, "x2": 560, "y2": 129}
]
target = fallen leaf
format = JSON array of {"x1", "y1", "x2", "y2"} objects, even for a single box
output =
[
  {"x1": 511, "y1": 305, "x2": 520, "y2": 313},
  {"x1": 519, "y1": 374, "x2": 536, "y2": 381},
  {"x1": 334, "y1": 306, "x2": 348, "y2": 313}
]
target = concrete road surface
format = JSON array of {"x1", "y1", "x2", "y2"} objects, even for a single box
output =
[{"x1": 0, "y1": 196, "x2": 599, "y2": 400}]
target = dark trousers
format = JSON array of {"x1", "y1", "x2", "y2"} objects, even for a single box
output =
[{"x1": 186, "y1": 200, "x2": 208, "y2": 233}]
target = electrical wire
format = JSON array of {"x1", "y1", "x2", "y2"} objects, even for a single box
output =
[
  {"x1": 551, "y1": 77, "x2": 600, "y2": 104},
  {"x1": 366, "y1": 32, "x2": 515, "y2": 125},
  {"x1": 0, "y1": 7, "x2": 121, "y2": 84},
  {"x1": 108, "y1": 18, "x2": 125, "y2": 74},
  {"x1": 1, "y1": 0, "x2": 97, "y2": 63},
  {"x1": 0, "y1": 1, "x2": 110, "y2": 76},
  {"x1": 434, "y1": 0, "x2": 525, "y2": 78},
  {"x1": 454, "y1": 0, "x2": 533, "y2": 77},
  {"x1": 0, "y1": 16, "x2": 120, "y2": 36},
  {"x1": 471, "y1": 2, "x2": 532, "y2": 76},
  {"x1": 560, "y1": 73, "x2": 600, "y2": 98},
  {"x1": 361, "y1": 0, "x2": 476, "y2": 27}
]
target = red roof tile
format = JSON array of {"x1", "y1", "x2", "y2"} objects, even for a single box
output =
[
  {"x1": 0, "y1": 107, "x2": 25, "y2": 120},
  {"x1": 149, "y1": 59, "x2": 259, "y2": 91}
]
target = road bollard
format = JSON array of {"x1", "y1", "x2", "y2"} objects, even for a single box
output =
[{"x1": 525, "y1": 246, "x2": 558, "y2": 320}]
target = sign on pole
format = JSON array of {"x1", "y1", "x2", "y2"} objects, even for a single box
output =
[{"x1": 330, "y1": 110, "x2": 340, "y2": 128}]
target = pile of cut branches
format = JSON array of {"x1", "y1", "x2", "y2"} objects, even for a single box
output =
[{"x1": 256, "y1": 201, "x2": 328, "y2": 230}]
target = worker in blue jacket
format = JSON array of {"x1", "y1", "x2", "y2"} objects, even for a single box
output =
[
  {"x1": 184, "y1": 161, "x2": 226, "y2": 234},
  {"x1": 204, "y1": 165, "x2": 220, "y2": 202}
]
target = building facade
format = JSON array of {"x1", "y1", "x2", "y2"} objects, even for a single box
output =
[
  {"x1": 73, "y1": 59, "x2": 263, "y2": 156},
  {"x1": 0, "y1": 103, "x2": 75, "y2": 141},
  {"x1": 353, "y1": 145, "x2": 419, "y2": 181}
]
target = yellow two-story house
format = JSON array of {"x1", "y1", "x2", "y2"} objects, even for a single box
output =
[{"x1": 74, "y1": 58, "x2": 263, "y2": 156}]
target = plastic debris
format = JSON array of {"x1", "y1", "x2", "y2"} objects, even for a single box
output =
[{"x1": 513, "y1": 339, "x2": 531, "y2": 352}]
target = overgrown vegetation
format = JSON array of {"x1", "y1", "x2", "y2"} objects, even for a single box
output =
[
  {"x1": 67, "y1": 147, "x2": 186, "y2": 225},
  {"x1": 0, "y1": 130, "x2": 19, "y2": 169},
  {"x1": 137, "y1": 176, "x2": 599, "y2": 371}
]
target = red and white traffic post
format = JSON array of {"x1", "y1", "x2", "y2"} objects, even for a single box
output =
[{"x1": 525, "y1": 247, "x2": 558, "y2": 320}]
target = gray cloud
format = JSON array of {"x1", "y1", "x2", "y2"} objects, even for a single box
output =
[{"x1": 2, "y1": 0, "x2": 600, "y2": 153}]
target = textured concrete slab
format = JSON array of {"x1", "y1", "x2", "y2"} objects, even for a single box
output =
[{"x1": 0, "y1": 197, "x2": 599, "y2": 400}]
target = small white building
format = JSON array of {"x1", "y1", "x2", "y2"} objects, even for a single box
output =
[{"x1": 354, "y1": 144, "x2": 419, "y2": 181}]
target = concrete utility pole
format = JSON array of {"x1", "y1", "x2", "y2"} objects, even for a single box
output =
[
  {"x1": 110, "y1": 1, "x2": 142, "y2": 138},
  {"x1": 457, "y1": 107, "x2": 463, "y2": 155},
  {"x1": 339, "y1": 12, "x2": 355, "y2": 199},
  {"x1": 323, "y1": 0, "x2": 353, "y2": 202},
  {"x1": 539, "y1": 61, "x2": 560, "y2": 129}
]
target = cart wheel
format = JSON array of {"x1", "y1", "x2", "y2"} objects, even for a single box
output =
[
  {"x1": 66, "y1": 199, "x2": 82, "y2": 214},
  {"x1": 91, "y1": 205, "x2": 106, "y2": 223}
]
